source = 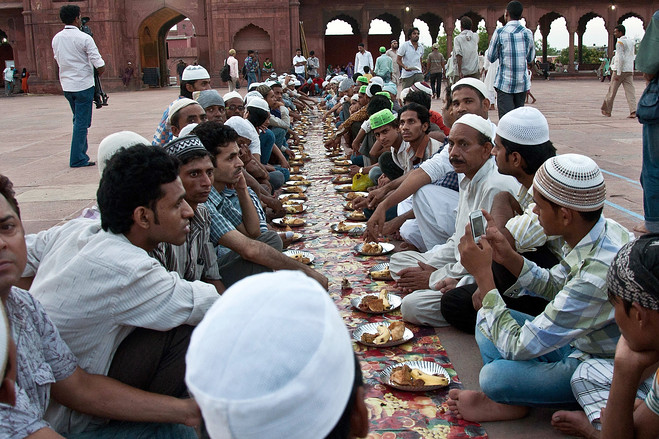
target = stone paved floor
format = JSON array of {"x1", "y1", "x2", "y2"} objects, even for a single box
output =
[{"x1": 0, "y1": 78, "x2": 647, "y2": 438}]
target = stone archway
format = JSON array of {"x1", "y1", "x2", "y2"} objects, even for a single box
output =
[
  {"x1": 138, "y1": 7, "x2": 196, "y2": 87},
  {"x1": 0, "y1": 29, "x2": 13, "y2": 68},
  {"x1": 324, "y1": 15, "x2": 362, "y2": 73},
  {"x1": 233, "y1": 24, "x2": 273, "y2": 77}
]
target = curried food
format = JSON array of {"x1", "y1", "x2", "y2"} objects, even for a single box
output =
[
  {"x1": 284, "y1": 204, "x2": 304, "y2": 213},
  {"x1": 362, "y1": 242, "x2": 383, "y2": 254},
  {"x1": 371, "y1": 268, "x2": 391, "y2": 280},
  {"x1": 390, "y1": 365, "x2": 450, "y2": 387},
  {"x1": 290, "y1": 253, "x2": 311, "y2": 264}
]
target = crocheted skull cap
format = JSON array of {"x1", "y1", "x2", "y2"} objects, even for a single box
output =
[
  {"x1": 181, "y1": 65, "x2": 210, "y2": 81},
  {"x1": 185, "y1": 271, "x2": 355, "y2": 439},
  {"x1": 370, "y1": 109, "x2": 396, "y2": 129},
  {"x1": 533, "y1": 154, "x2": 606, "y2": 212},
  {"x1": 497, "y1": 107, "x2": 549, "y2": 145}
]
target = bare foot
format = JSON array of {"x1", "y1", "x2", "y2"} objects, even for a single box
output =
[
  {"x1": 531, "y1": 98, "x2": 537, "y2": 104},
  {"x1": 447, "y1": 389, "x2": 529, "y2": 422},
  {"x1": 551, "y1": 410, "x2": 599, "y2": 438},
  {"x1": 634, "y1": 223, "x2": 649, "y2": 234},
  {"x1": 601, "y1": 109, "x2": 611, "y2": 117}
]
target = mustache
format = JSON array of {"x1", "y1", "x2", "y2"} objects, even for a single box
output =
[{"x1": 449, "y1": 157, "x2": 465, "y2": 165}]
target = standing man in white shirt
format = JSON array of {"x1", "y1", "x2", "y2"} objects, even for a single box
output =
[
  {"x1": 354, "y1": 43, "x2": 374, "y2": 75},
  {"x1": 227, "y1": 49, "x2": 240, "y2": 92},
  {"x1": 293, "y1": 48, "x2": 307, "y2": 80},
  {"x1": 52, "y1": 5, "x2": 105, "y2": 168},
  {"x1": 386, "y1": 39, "x2": 401, "y2": 85},
  {"x1": 454, "y1": 16, "x2": 480, "y2": 79},
  {"x1": 397, "y1": 27, "x2": 425, "y2": 89},
  {"x1": 601, "y1": 24, "x2": 637, "y2": 118}
]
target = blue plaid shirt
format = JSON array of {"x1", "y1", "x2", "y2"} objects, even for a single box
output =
[
  {"x1": 152, "y1": 97, "x2": 183, "y2": 146},
  {"x1": 222, "y1": 187, "x2": 268, "y2": 233},
  {"x1": 487, "y1": 20, "x2": 535, "y2": 94},
  {"x1": 204, "y1": 187, "x2": 244, "y2": 258}
]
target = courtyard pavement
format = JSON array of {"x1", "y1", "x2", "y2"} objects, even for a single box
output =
[{"x1": 0, "y1": 78, "x2": 648, "y2": 438}]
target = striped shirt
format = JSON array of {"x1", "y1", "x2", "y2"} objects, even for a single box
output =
[
  {"x1": 477, "y1": 216, "x2": 633, "y2": 361},
  {"x1": 648, "y1": 369, "x2": 659, "y2": 416},
  {"x1": 204, "y1": 186, "x2": 244, "y2": 258},
  {"x1": 23, "y1": 218, "x2": 219, "y2": 432},
  {"x1": 487, "y1": 20, "x2": 535, "y2": 94},
  {"x1": 222, "y1": 187, "x2": 268, "y2": 233},
  {"x1": 152, "y1": 97, "x2": 183, "y2": 146},
  {"x1": 505, "y1": 185, "x2": 563, "y2": 256}
]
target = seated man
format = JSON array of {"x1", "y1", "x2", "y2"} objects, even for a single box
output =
[
  {"x1": 389, "y1": 114, "x2": 519, "y2": 326},
  {"x1": 193, "y1": 122, "x2": 328, "y2": 289},
  {"x1": 167, "y1": 98, "x2": 207, "y2": 138},
  {"x1": 186, "y1": 271, "x2": 369, "y2": 439},
  {"x1": 448, "y1": 154, "x2": 632, "y2": 423},
  {"x1": 152, "y1": 135, "x2": 224, "y2": 292},
  {"x1": 22, "y1": 146, "x2": 219, "y2": 433},
  {"x1": 0, "y1": 174, "x2": 201, "y2": 438},
  {"x1": 552, "y1": 235, "x2": 659, "y2": 438},
  {"x1": 153, "y1": 65, "x2": 211, "y2": 146},
  {"x1": 194, "y1": 89, "x2": 226, "y2": 124},
  {"x1": 440, "y1": 106, "x2": 559, "y2": 333}
]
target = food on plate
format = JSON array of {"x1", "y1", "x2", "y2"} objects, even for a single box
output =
[
  {"x1": 345, "y1": 192, "x2": 364, "y2": 200},
  {"x1": 362, "y1": 242, "x2": 383, "y2": 254},
  {"x1": 358, "y1": 289, "x2": 391, "y2": 312},
  {"x1": 390, "y1": 365, "x2": 449, "y2": 387},
  {"x1": 290, "y1": 253, "x2": 311, "y2": 264},
  {"x1": 336, "y1": 221, "x2": 361, "y2": 232},
  {"x1": 289, "y1": 175, "x2": 306, "y2": 181},
  {"x1": 283, "y1": 186, "x2": 304, "y2": 193},
  {"x1": 371, "y1": 268, "x2": 391, "y2": 279},
  {"x1": 348, "y1": 211, "x2": 366, "y2": 220},
  {"x1": 281, "y1": 217, "x2": 305, "y2": 226},
  {"x1": 331, "y1": 167, "x2": 349, "y2": 174},
  {"x1": 280, "y1": 194, "x2": 306, "y2": 201},
  {"x1": 360, "y1": 321, "x2": 406, "y2": 345},
  {"x1": 284, "y1": 204, "x2": 304, "y2": 213},
  {"x1": 388, "y1": 321, "x2": 405, "y2": 341}
]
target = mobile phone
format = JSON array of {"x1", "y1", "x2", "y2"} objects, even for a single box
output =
[{"x1": 469, "y1": 210, "x2": 487, "y2": 243}]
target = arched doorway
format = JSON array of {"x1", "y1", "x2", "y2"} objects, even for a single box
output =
[
  {"x1": 324, "y1": 14, "x2": 361, "y2": 74},
  {"x1": 138, "y1": 8, "x2": 198, "y2": 87},
  {"x1": 233, "y1": 24, "x2": 273, "y2": 79},
  {"x1": 0, "y1": 29, "x2": 14, "y2": 69}
]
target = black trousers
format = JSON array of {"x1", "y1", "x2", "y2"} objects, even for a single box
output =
[
  {"x1": 378, "y1": 151, "x2": 404, "y2": 181},
  {"x1": 496, "y1": 88, "x2": 527, "y2": 120},
  {"x1": 441, "y1": 244, "x2": 560, "y2": 334}
]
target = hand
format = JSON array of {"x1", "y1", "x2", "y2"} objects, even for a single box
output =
[
  {"x1": 349, "y1": 165, "x2": 361, "y2": 177},
  {"x1": 365, "y1": 206, "x2": 386, "y2": 241},
  {"x1": 376, "y1": 174, "x2": 390, "y2": 187},
  {"x1": 283, "y1": 148, "x2": 295, "y2": 159},
  {"x1": 279, "y1": 159, "x2": 290, "y2": 170},
  {"x1": 395, "y1": 262, "x2": 435, "y2": 293},
  {"x1": 433, "y1": 277, "x2": 458, "y2": 293},
  {"x1": 367, "y1": 187, "x2": 386, "y2": 209},
  {"x1": 382, "y1": 216, "x2": 405, "y2": 237},
  {"x1": 471, "y1": 287, "x2": 486, "y2": 311},
  {"x1": 481, "y1": 210, "x2": 514, "y2": 264},
  {"x1": 458, "y1": 223, "x2": 493, "y2": 279},
  {"x1": 307, "y1": 269, "x2": 329, "y2": 290},
  {"x1": 231, "y1": 172, "x2": 248, "y2": 191},
  {"x1": 351, "y1": 138, "x2": 361, "y2": 151},
  {"x1": 614, "y1": 335, "x2": 659, "y2": 374},
  {"x1": 181, "y1": 398, "x2": 202, "y2": 428}
]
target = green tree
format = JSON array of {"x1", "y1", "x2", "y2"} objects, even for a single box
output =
[{"x1": 557, "y1": 46, "x2": 605, "y2": 65}]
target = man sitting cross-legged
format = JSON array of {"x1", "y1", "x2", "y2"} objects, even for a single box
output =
[
  {"x1": 551, "y1": 235, "x2": 659, "y2": 438},
  {"x1": 13, "y1": 144, "x2": 221, "y2": 435},
  {"x1": 151, "y1": 135, "x2": 225, "y2": 291},
  {"x1": 386, "y1": 114, "x2": 519, "y2": 327},
  {"x1": 448, "y1": 154, "x2": 632, "y2": 423},
  {"x1": 440, "y1": 106, "x2": 559, "y2": 333},
  {"x1": 193, "y1": 121, "x2": 328, "y2": 289}
]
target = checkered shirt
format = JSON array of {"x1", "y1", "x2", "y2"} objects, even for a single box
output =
[
  {"x1": 487, "y1": 20, "x2": 535, "y2": 94},
  {"x1": 477, "y1": 216, "x2": 633, "y2": 361},
  {"x1": 204, "y1": 187, "x2": 244, "y2": 258},
  {"x1": 153, "y1": 97, "x2": 183, "y2": 146}
]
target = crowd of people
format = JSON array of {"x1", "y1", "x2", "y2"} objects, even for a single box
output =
[{"x1": 1, "y1": 1, "x2": 659, "y2": 438}]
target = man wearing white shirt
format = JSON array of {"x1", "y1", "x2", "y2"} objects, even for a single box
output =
[
  {"x1": 454, "y1": 16, "x2": 480, "y2": 79},
  {"x1": 23, "y1": 145, "x2": 219, "y2": 433},
  {"x1": 52, "y1": 5, "x2": 105, "y2": 168},
  {"x1": 292, "y1": 48, "x2": 307, "y2": 79},
  {"x1": 397, "y1": 28, "x2": 425, "y2": 88},
  {"x1": 601, "y1": 24, "x2": 637, "y2": 118},
  {"x1": 354, "y1": 43, "x2": 374, "y2": 75}
]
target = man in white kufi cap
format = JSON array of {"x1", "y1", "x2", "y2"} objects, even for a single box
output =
[
  {"x1": 385, "y1": 113, "x2": 519, "y2": 328},
  {"x1": 186, "y1": 271, "x2": 369, "y2": 439},
  {"x1": 449, "y1": 152, "x2": 633, "y2": 423},
  {"x1": 153, "y1": 64, "x2": 211, "y2": 146},
  {"x1": 441, "y1": 106, "x2": 560, "y2": 333}
]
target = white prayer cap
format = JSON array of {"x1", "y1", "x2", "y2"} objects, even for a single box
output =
[
  {"x1": 399, "y1": 87, "x2": 411, "y2": 101},
  {"x1": 452, "y1": 77, "x2": 488, "y2": 100},
  {"x1": 98, "y1": 131, "x2": 149, "y2": 176},
  {"x1": 225, "y1": 116, "x2": 261, "y2": 155},
  {"x1": 351, "y1": 94, "x2": 359, "y2": 101},
  {"x1": 330, "y1": 77, "x2": 340, "y2": 84},
  {"x1": 411, "y1": 81, "x2": 432, "y2": 96},
  {"x1": 497, "y1": 107, "x2": 550, "y2": 145},
  {"x1": 452, "y1": 114, "x2": 494, "y2": 140},
  {"x1": 270, "y1": 72, "x2": 277, "y2": 79},
  {"x1": 322, "y1": 81, "x2": 329, "y2": 88},
  {"x1": 534, "y1": 154, "x2": 606, "y2": 212},
  {"x1": 186, "y1": 271, "x2": 355, "y2": 439},
  {"x1": 178, "y1": 123, "x2": 198, "y2": 139},
  {"x1": 223, "y1": 91, "x2": 243, "y2": 102},
  {"x1": 293, "y1": 79, "x2": 301, "y2": 86},
  {"x1": 166, "y1": 98, "x2": 199, "y2": 127},
  {"x1": 0, "y1": 306, "x2": 8, "y2": 382},
  {"x1": 369, "y1": 76, "x2": 384, "y2": 87},
  {"x1": 181, "y1": 65, "x2": 210, "y2": 81},
  {"x1": 246, "y1": 96, "x2": 270, "y2": 112},
  {"x1": 248, "y1": 82, "x2": 262, "y2": 91}
]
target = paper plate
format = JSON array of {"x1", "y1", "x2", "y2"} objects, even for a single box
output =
[
  {"x1": 343, "y1": 200, "x2": 355, "y2": 211},
  {"x1": 354, "y1": 242, "x2": 395, "y2": 256},
  {"x1": 331, "y1": 167, "x2": 350, "y2": 174},
  {"x1": 353, "y1": 322, "x2": 413, "y2": 347},
  {"x1": 334, "y1": 184, "x2": 354, "y2": 192},
  {"x1": 283, "y1": 250, "x2": 314, "y2": 265},
  {"x1": 281, "y1": 199, "x2": 305, "y2": 206},
  {"x1": 288, "y1": 175, "x2": 308, "y2": 181},
  {"x1": 345, "y1": 211, "x2": 367, "y2": 221},
  {"x1": 332, "y1": 176, "x2": 353, "y2": 185},
  {"x1": 272, "y1": 217, "x2": 306, "y2": 227},
  {"x1": 282, "y1": 185, "x2": 307, "y2": 193},
  {"x1": 332, "y1": 160, "x2": 352, "y2": 166},
  {"x1": 379, "y1": 361, "x2": 451, "y2": 391},
  {"x1": 343, "y1": 191, "x2": 368, "y2": 200},
  {"x1": 369, "y1": 262, "x2": 393, "y2": 280},
  {"x1": 331, "y1": 222, "x2": 366, "y2": 235},
  {"x1": 350, "y1": 293, "x2": 402, "y2": 314},
  {"x1": 283, "y1": 204, "x2": 307, "y2": 214},
  {"x1": 278, "y1": 193, "x2": 307, "y2": 201},
  {"x1": 285, "y1": 180, "x2": 312, "y2": 186}
]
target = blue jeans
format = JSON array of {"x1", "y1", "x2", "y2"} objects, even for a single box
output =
[
  {"x1": 64, "y1": 86, "x2": 95, "y2": 167},
  {"x1": 642, "y1": 123, "x2": 659, "y2": 232},
  {"x1": 476, "y1": 310, "x2": 581, "y2": 407},
  {"x1": 259, "y1": 129, "x2": 276, "y2": 164},
  {"x1": 64, "y1": 422, "x2": 197, "y2": 439},
  {"x1": 247, "y1": 72, "x2": 257, "y2": 89},
  {"x1": 270, "y1": 126, "x2": 288, "y2": 148}
]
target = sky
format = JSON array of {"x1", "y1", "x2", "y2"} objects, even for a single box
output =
[{"x1": 326, "y1": 15, "x2": 646, "y2": 50}]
